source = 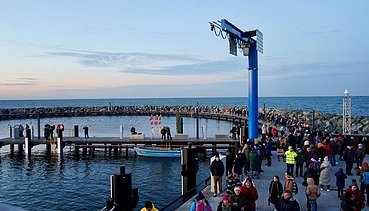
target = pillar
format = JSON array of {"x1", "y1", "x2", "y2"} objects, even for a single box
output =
[
  {"x1": 181, "y1": 145, "x2": 197, "y2": 195},
  {"x1": 248, "y1": 46, "x2": 258, "y2": 142}
]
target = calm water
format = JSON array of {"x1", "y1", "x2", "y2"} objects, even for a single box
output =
[{"x1": 0, "y1": 97, "x2": 368, "y2": 210}]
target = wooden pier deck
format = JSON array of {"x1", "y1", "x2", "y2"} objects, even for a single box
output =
[{"x1": 0, "y1": 136, "x2": 238, "y2": 157}]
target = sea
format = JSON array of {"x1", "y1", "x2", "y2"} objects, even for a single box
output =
[{"x1": 0, "y1": 96, "x2": 368, "y2": 211}]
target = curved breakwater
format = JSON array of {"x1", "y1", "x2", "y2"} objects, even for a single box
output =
[{"x1": 1, "y1": 105, "x2": 369, "y2": 135}]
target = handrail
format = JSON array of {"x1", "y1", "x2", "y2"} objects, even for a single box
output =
[{"x1": 160, "y1": 176, "x2": 211, "y2": 211}]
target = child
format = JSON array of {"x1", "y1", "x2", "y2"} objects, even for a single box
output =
[{"x1": 334, "y1": 168, "x2": 347, "y2": 198}]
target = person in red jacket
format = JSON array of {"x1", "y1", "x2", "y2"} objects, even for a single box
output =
[{"x1": 240, "y1": 178, "x2": 259, "y2": 211}]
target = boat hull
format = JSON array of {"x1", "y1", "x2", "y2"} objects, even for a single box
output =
[{"x1": 134, "y1": 147, "x2": 180, "y2": 158}]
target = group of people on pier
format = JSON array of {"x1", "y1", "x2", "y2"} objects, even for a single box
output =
[{"x1": 202, "y1": 121, "x2": 369, "y2": 211}]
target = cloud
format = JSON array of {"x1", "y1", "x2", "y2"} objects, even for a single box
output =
[
  {"x1": 0, "y1": 78, "x2": 41, "y2": 86},
  {"x1": 260, "y1": 60, "x2": 369, "y2": 80},
  {"x1": 47, "y1": 49, "x2": 247, "y2": 75}
]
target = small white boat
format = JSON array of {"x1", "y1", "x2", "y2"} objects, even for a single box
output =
[{"x1": 134, "y1": 146, "x2": 181, "y2": 158}]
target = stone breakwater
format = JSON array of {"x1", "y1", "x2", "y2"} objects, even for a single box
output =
[
  {"x1": 0, "y1": 106, "x2": 368, "y2": 135},
  {"x1": 263, "y1": 108, "x2": 369, "y2": 135}
]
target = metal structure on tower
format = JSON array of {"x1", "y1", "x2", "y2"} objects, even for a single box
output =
[
  {"x1": 209, "y1": 19, "x2": 263, "y2": 142},
  {"x1": 342, "y1": 89, "x2": 351, "y2": 135}
]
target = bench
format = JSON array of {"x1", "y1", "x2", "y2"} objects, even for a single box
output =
[
  {"x1": 130, "y1": 133, "x2": 145, "y2": 140},
  {"x1": 175, "y1": 134, "x2": 189, "y2": 140},
  {"x1": 215, "y1": 134, "x2": 229, "y2": 140}
]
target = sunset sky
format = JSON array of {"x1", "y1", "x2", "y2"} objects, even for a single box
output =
[{"x1": 1, "y1": 1, "x2": 368, "y2": 99}]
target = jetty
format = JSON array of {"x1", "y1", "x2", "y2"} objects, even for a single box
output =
[{"x1": 0, "y1": 136, "x2": 238, "y2": 158}]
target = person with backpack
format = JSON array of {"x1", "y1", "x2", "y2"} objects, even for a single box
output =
[
  {"x1": 284, "y1": 171, "x2": 298, "y2": 195},
  {"x1": 189, "y1": 192, "x2": 212, "y2": 211},
  {"x1": 305, "y1": 178, "x2": 321, "y2": 211}
]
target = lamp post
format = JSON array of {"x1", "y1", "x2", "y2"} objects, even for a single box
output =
[{"x1": 210, "y1": 19, "x2": 263, "y2": 142}]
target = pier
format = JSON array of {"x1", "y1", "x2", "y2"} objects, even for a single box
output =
[{"x1": 0, "y1": 136, "x2": 238, "y2": 158}]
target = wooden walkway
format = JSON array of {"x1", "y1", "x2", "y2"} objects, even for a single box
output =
[{"x1": 0, "y1": 136, "x2": 238, "y2": 157}]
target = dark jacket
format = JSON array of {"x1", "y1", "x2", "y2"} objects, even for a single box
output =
[
  {"x1": 233, "y1": 155, "x2": 245, "y2": 176},
  {"x1": 269, "y1": 181, "x2": 283, "y2": 205},
  {"x1": 211, "y1": 159, "x2": 225, "y2": 177},
  {"x1": 278, "y1": 198, "x2": 300, "y2": 211},
  {"x1": 334, "y1": 168, "x2": 347, "y2": 189},
  {"x1": 230, "y1": 194, "x2": 246, "y2": 211}
]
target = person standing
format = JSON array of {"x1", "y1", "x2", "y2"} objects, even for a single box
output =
[
  {"x1": 240, "y1": 178, "x2": 259, "y2": 211},
  {"x1": 334, "y1": 168, "x2": 347, "y2": 198},
  {"x1": 285, "y1": 146, "x2": 298, "y2": 177},
  {"x1": 190, "y1": 192, "x2": 212, "y2": 211},
  {"x1": 295, "y1": 148, "x2": 305, "y2": 178},
  {"x1": 216, "y1": 194, "x2": 232, "y2": 211},
  {"x1": 230, "y1": 186, "x2": 246, "y2": 211},
  {"x1": 249, "y1": 146, "x2": 260, "y2": 179},
  {"x1": 161, "y1": 127, "x2": 166, "y2": 140},
  {"x1": 343, "y1": 145, "x2": 355, "y2": 175},
  {"x1": 83, "y1": 125, "x2": 89, "y2": 139},
  {"x1": 19, "y1": 124, "x2": 24, "y2": 138},
  {"x1": 284, "y1": 172, "x2": 297, "y2": 195},
  {"x1": 166, "y1": 126, "x2": 172, "y2": 140},
  {"x1": 265, "y1": 137, "x2": 273, "y2": 166},
  {"x1": 319, "y1": 156, "x2": 332, "y2": 191},
  {"x1": 355, "y1": 161, "x2": 369, "y2": 204},
  {"x1": 268, "y1": 175, "x2": 283, "y2": 211},
  {"x1": 211, "y1": 153, "x2": 225, "y2": 197},
  {"x1": 305, "y1": 178, "x2": 321, "y2": 211}
]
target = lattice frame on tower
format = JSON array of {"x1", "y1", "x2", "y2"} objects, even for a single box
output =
[{"x1": 342, "y1": 89, "x2": 351, "y2": 135}]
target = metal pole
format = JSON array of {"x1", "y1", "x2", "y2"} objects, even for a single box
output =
[
  {"x1": 37, "y1": 115, "x2": 41, "y2": 139},
  {"x1": 248, "y1": 46, "x2": 258, "y2": 142},
  {"x1": 312, "y1": 110, "x2": 315, "y2": 131},
  {"x1": 196, "y1": 102, "x2": 199, "y2": 140}
]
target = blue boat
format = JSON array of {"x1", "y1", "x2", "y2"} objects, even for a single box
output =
[{"x1": 134, "y1": 146, "x2": 181, "y2": 158}]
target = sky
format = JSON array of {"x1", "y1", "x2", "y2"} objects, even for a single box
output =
[{"x1": 1, "y1": 1, "x2": 369, "y2": 99}]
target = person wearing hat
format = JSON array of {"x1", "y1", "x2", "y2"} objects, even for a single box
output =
[
  {"x1": 190, "y1": 192, "x2": 212, "y2": 211},
  {"x1": 211, "y1": 153, "x2": 225, "y2": 197},
  {"x1": 346, "y1": 180, "x2": 365, "y2": 210},
  {"x1": 285, "y1": 146, "x2": 298, "y2": 177},
  {"x1": 230, "y1": 186, "x2": 246, "y2": 211},
  {"x1": 355, "y1": 143, "x2": 366, "y2": 167},
  {"x1": 217, "y1": 194, "x2": 232, "y2": 211}
]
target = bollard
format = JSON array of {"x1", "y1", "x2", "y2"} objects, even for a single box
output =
[
  {"x1": 9, "y1": 125, "x2": 12, "y2": 138},
  {"x1": 176, "y1": 115, "x2": 183, "y2": 134},
  {"x1": 25, "y1": 128, "x2": 32, "y2": 156},
  {"x1": 181, "y1": 145, "x2": 197, "y2": 195},
  {"x1": 57, "y1": 124, "x2": 64, "y2": 155},
  {"x1": 37, "y1": 116, "x2": 41, "y2": 139},
  {"x1": 108, "y1": 165, "x2": 139, "y2": 211}
]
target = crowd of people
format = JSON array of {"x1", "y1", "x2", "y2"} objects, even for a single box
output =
[{"x1": 201, "y1": 122, "x2": 369, "y2": 211}]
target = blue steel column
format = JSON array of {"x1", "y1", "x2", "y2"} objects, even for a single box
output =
[{"x1": 248, "y1": 45, "x2": 258, "y2": 142}]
